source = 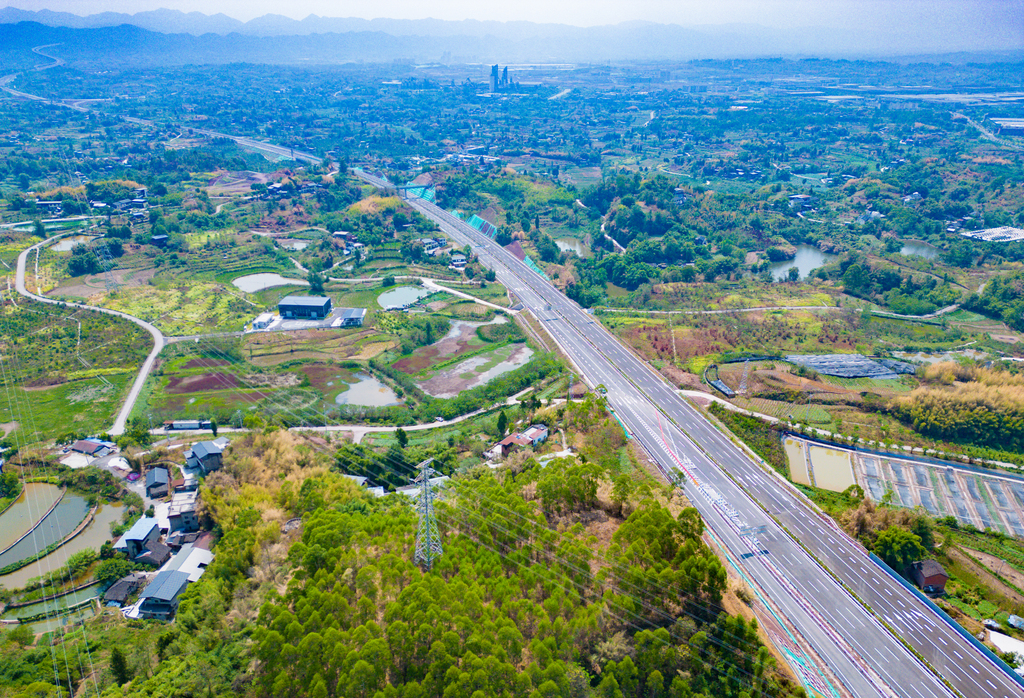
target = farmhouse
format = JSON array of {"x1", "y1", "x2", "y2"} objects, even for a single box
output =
[
  {"x1": 138, "y1": 570, "x2": 190, "y2": 621},
  {"x1": 253, "y1": 312, "x2": 274, "y2": 329},
  {"x1": 114, "y1": 516, "x2": 160, "y2": 558},
  {"x1": 70, "y1": 438, "x2": 113, "y2": 457},
  {"x1": 909, "y1": 560, "x2": 948, "y2": 594},
  {"x1": 159, "y1": 542, "x2": 214, "y2": 583},
  {"x1": 185, "y1": 437, "x2": 229, "y2": 472},
  {"x1": 146, "y1": 467, "x2": 170, "y2": 498},
  {"x1": 167, "y1": 491, "x2": 200, "y2": 533},
  {"x1": 135, "y1": 540, "x2": 173, "y2": 567},
  {"x1": 103, "y1": 573, "x2": 146, "y2": 607},
  {"x1": 485, "y1": 424, "x2": 549, "y2": 459},
  {"x1": 279, "y1": 295, "x2": 332, "y2": 319}
]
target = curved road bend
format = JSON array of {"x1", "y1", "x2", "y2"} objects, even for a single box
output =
[
  {"x1": 2, "y1": 63, "x2": 1015, "y2": 693},
  {"x1": 14, "y1": 233, "x2": 165, "y2": 436},
  {"x1": 358, "y1": 170, "x2": 1023, "y2": 698}
]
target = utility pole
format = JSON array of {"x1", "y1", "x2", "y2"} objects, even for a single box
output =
[{"x1": 414, "y1": 458, "x2": 443, "y2": 570}]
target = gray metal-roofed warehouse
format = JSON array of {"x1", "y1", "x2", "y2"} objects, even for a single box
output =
[{"x1": 278, "y1": 295, "x2": 332, "y2": 319}]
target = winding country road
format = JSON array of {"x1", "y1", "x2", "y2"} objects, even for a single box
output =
[{"x1": 14, "y1": 232, "x2": 164, "y2": 436}]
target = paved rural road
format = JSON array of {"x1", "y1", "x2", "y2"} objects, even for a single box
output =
[
  {"x1": 357, "y1": 170, "x2": 1024, "y2": 698},
  {"x1": 3, "y1": 64, "x2": 1017, "y2": 695},
  {"x1": 14, "y1": 232, "x2": 165, "y2": 436}
]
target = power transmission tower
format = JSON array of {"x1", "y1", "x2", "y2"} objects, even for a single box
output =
[
  {"x1": 414, "y1": 458, "x2": 443, "y2": 570},
  {"x1": 92, "y1": 243, "x2": 119, "y2": 294},
  {"x1": 739, "y1": 359, "x2": 750, "y2": 395}
]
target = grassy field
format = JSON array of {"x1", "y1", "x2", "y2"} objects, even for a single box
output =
[
  {"x1": 91, "y1": 282, "x2": 256, "y2": 335},
  {"x1": 0, "y1": 374, "x2": 133, "y2": 443},
  {"x1": 435, "y1": 281, "x2": 510, "y2": 307}
]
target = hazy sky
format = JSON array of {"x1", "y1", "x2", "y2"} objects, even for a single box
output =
[{"x1": 3, "y1": 0, "x2": 1023, "y2": 32}]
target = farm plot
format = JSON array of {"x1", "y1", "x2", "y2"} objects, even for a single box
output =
[
  {"x1": 733, "y1": 397, "x2": 832, "y2": 424},
  {"x1": 245, "y1": 327, "x2": 394, "y2": 366}
]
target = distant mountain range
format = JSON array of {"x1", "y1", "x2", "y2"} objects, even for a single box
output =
[{"x1": 0, "y1": 8, "x2": 1021, "y2": 65}]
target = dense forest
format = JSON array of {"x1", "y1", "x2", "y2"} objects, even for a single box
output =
[{"x1": 0, "y1": 414, "x2": 800, "y2": 698}]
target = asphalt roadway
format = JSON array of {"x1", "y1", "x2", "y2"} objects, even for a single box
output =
[
  {"x1": 356, "y1": 170, "x2": 1022, "y2": 698},
  {"x1": 0, "y1": 54, "x2": 1014, "y2": 690}
]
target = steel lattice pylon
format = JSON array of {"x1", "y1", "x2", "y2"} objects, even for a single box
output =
[
  {"x1": 414, "y1": 458, "x2": 443, "y2": 570},
  {"x1": 739, "y1": 358, "x2": 750, "y2": 395}
]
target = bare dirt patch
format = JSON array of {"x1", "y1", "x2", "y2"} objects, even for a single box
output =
[
  {"x1": 660, "y1": 364, "x2": 703, "y2": 390},
  {"x1": 165, "y1": 372, "x2": 242, "y2": 394},
  {"x1": 0, "y1": 421, "x2": 18, "y2": 437},
  {"x1": 505, "y1": 240, "x2": 526, "y2": 261},
  {"x1": 182, "y1": 358, "x2": 229, "y2": 369},
  {"x1": 206, "y1": 170, "x2": 274, "y2": 196},
  {"x1": 990, "y1": 334, "x2": 1020, "y2": 344}
]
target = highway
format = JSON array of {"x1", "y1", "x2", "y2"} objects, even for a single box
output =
[
  {"x1": 1, "y1": 53, "x2": 1016, "y2": 693},
  {"x1": 357, "y1": 170, "x2": 1023, "y2": 698}
]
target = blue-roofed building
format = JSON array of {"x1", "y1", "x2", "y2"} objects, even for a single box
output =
[
  {"x1": 146, "y1": 467, "x2": 170, "y2": 498},
  {"x1": 278, "y1": 295, "x2": 332, "y2": 319},
  {"x1": 338, "y1": 308, "x2": 366, "y2": 327},
  {"x1": 138, "y1": 570, "x2": 190, "y2": 620},
  {"x1": 185, "y1": 437, "x2": 229, "y2": 472},
  {"x1": 114, "y1": 516, "x2": 160, "y2": 558}
]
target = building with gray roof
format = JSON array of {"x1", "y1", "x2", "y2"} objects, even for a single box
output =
[{"x1": 138, "y1": 570, "x2": 190, "y2": 620}]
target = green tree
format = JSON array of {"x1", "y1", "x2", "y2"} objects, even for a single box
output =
[
  {"x1": 210, "y1": 418, "x2": 218, "y2": 437},
  {"x1": 110, "y1": 646, "x2": 133, "y2": 685},
  {"x1": 96, "y1": 557, "x2": 135, "y2": 585},
  {"x1": 307, "y1": 271, "x2": 325, "y2": 294},
  {"x1": 497, "y1": 411, "x2": 508, "y2": 437},
  {"x1": 396, "y1": 427, "x2": 408, "y2": 449},
  {"x1": 875, "y1": 526, "x2": 926, "y2": 573}
]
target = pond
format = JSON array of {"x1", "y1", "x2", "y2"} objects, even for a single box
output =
[
  {"x1": 555, "y1": 238, "x2": 588, "y2": 257},
  {"x1": 0, "y1": 503, "x2": 124, "y2": 590},
  {"x1": 0, "y1": 483, "x2": 64, "y2": 552},
  {"x1": 335, "y1": 373, "x2": 401, "y2": 407},
  {"x1": 278, "y1": 240, "x2": 309, "y2": 251},
  {"x1": 767, "y1": 244, "x2": 837, "y2": 281},
  {"x1": 1, "y1": 583, "x2": 101, "y2": 621},
  {"x1": 24, "y1": 604, "x2": 96, "y2": 635},
  {"x1": 232, "y1": 273, "x2": 309, "y2": 293},
  {"x1": 378, "y1": 285, "x2": 430, "y2": 309},
  {"x1": 901, "y1": 241, "x2": 940, "y2": 259},
  {"x1": 0, "y1": 493, "x2": 89, "y2": 570},
  {"x1": 48, "y1": 235, "x2": 98, "y2": 252}
]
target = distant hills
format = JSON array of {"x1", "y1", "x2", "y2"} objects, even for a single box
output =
[{"x1": 0, "y1": 8, "x2": 1021, "y2": 65}]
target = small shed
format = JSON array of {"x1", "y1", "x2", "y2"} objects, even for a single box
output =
[
  {"x1": 338, "y1": 308, "x2": 367, "y2": 327},
  {"x1": 910, "y1": 560, "x2": 948, "y2": 594}
]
